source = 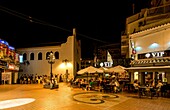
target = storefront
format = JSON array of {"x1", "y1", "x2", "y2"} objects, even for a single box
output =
[
  {"x1": 0, "y1": 59, "x2": 8, "y2": 84},
  {"x1": 1, "y1": 63, "x2": 19, "y2": 84},
  {"x1": 126, "y1": 66, "x2": 170, "y2": 85},
  {"x1": 127, "y1": 23, "x2": 170, "y2": 85},
  {"x1": 0, "y1": 39, "x2": 20, "y2": 84}
]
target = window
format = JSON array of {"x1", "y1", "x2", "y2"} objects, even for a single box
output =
[
  {"x1": 46, "y1": 52, "x2": 50, "y2": 60},
  {"x1": 19, "y1": 55, "x2": 24, "y2": 63},
  {"x1": 38, "y1": 52, "x2": 42, "y2": 60},
  {"x1": 30, "y1": 53, "x2": 34, "y2": 60},
  {"x1": 54, "y1": 51, "x2": 59, "y2": 59},
  {"x1": 23, "y1": 53, "x2": 27, "y2": 61}
]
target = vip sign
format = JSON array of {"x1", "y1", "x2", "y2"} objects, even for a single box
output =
[
  {"x1": 100, "y1": 62, "x2": 113, "y2": 67},
  {"x1": 145, "y1": 52, "x2": 164, "y2": 58}
]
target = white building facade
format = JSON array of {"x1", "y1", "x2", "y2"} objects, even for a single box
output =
[
  {"x1": 17, "y1": 31, "x2": 81, "y2": 81},
  {"x1": 121, "y1": 1, "x2": 170, "y2": 85},
  {"x1": 128, "y1": 23, "x2": 170, "y2": 85}
]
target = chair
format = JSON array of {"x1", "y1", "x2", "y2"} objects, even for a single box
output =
[{"x1": 161, "y1": 85, "x2": 167, "y2": 97}]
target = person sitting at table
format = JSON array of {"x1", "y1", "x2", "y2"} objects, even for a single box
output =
[
  {"x1": 98, "y1": 78, "x2": 107, "y2": 92},
  {"x1": 80, "y1": 79, "x2": 87, "y2": 89},
  {"x1": 114, "y1": 79, "x2": 120, "y2": 93},
  {"x1": 86, "y1": 79, "x2": 94, "y2": 91},
  {"x1": 156, "y1": 80, "x2": 163, "y2": 97},
  {"x1": 133, "y1": 80, "x2": 140, "y2": 93}
]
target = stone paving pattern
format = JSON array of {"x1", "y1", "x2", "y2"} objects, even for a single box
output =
[{"x1": 0, "y1": 83, "x2": 170, "y2": 110}]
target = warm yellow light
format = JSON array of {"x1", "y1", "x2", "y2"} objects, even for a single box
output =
[
  {"x1": 59, "y1": 62, "x2": 72, "y2": 69},
  {"x1": 0, "y1": 98, "x2": 35, "y2": 109},
  {"x1": 67, "y1": 62, "x2": 72, "y2": 68},
  {"x1": 60, "y1": 63, "x2": 65, "y2": 68}
]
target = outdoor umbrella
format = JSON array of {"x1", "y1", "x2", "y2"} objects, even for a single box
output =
[
  {"x1": 77, "y1": 66, "x2": 104, "y2": 81},
  {"x1": 105, "y1": 65, "x2": 126, "y2": 73},
  {"x1": 99, "y1": 67, "x2": 108, "y2": 71},
  {"x1": 77, "y1": 66, "x2": 104, "y2": 74},
  {"x1": 99, "y1": 67, "x2": 108, "y2": 78}
]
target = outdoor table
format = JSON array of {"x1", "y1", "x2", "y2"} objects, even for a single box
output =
[
  {"x1": 80, "y1": 83, "x2": 89, "y2": 89},
  {"x1": 106, "y1": 84, "x2": 116, "y2": 93},
  {"x1": 138, "y1": 86, "x2": 154, "y2": 98}
]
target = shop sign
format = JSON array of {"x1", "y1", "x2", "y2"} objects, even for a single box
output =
[
  {"x1": 8, "y1": 64, "x2": 15, "y2": 70},
  {"x1": 2, "y1": 73, "x2": 10, "y2": 80},
  {"x1": 99, "y1": 59, "x2": 131, "y2": 67},
  {"x1": 8, "y1": 64, "x2": 19, "y2": 70},
  {"x1": 145, "y1": 51, "x2": 164, "y2": 58},
  {"x1": 100, "y1": 62, "x2": 113, "y2": 67}
]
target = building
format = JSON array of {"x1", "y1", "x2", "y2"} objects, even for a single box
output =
[
  {"x1": 94, "y1": 43, "x2": 131, "y2": 68},
  {"x1": 121, "y1": 0, "x2": 170, "y2": 58},
  {"x1": 0, "y1": 39, "x2": 20, "y2": 84},
  {"x1": 80, "y1": 58, "x2": 94, "y2": 69},
  {"x1": 94, "y1": 43, "x2": 121, "y2": 67},
  {"x1": 121, "y1": 0, "x2": 170, "y2": 85},
  {"x1": 16, "y1": 29, "x2": 81, "y2": 81}
]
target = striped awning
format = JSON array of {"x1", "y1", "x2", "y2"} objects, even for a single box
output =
[{"x1": 130, "y1": 58, "x2": 170, "y2": 67}]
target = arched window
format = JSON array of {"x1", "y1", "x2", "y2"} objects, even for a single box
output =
[
  {"x1": 30, "y1": 53, "x2": 34, "y2": 60},
  {"x1": 46, "y1": 52, "x2": 50, "y2": 60},
  {"x1": 23, "y1": 53, "x2": 27, "y2": 61},
  {"x1": 38, "y1": 52, "x2": 42, "y2": 60},
  {"x1": 54, "y1": 51, "x2": 59, "y2": 59}
]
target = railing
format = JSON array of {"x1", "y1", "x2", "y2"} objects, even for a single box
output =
[
  {"x1": 127, "y1": 4, "x2": 170, "y2": 24},
  {"x1": 147, "y1": 4, "x2": 170, "y2": 16}
]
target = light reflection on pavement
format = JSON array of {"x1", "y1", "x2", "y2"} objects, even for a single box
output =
[{"x1": 0, "y1": 98, "x2": 35, "y2": 109}]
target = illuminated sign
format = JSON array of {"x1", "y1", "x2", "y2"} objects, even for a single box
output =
[
  {"x1": 145, "y1": 51, "x2": 164, "y2": 58},
  {"x1": 0, "y1": 39, "x2": 9, "y2": 46},
  {"x1": 8, "y1": 64, "x2": 14, "y2": 70},
  {"x1": 100, "y1": 62, "x2": 113, "y2": 67},
  {"x1": 8, "y1": 64, "x2": 19, "y2": 70}
]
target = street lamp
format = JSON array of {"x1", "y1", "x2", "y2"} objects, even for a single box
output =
[
  {"x1": 48, "y1": 51, "x2": 55, "y2": 82},
  {"x1": 62, "y1": 59, "x2": 69, "y2": 82}
]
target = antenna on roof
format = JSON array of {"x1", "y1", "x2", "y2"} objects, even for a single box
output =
[
  {"x1": 73, "y1": 28, "x2": 76, "y2": 37},
  {"x1": 132, "y1": 3, "x2": 135, "y2": 14}
]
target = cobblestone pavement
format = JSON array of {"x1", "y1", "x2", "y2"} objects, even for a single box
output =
[{"x1": 0, "y1": 83, "x2": 170, "y2": 110}]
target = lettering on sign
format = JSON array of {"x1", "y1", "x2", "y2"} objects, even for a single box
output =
[
  {"x1": 145, "y1": 52, "x2": 164, "y2": 58},
  {"x1": 100, "y1": 62, "x2": 113, "y2": 67}
]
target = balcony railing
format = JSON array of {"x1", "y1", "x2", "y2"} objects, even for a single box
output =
[{"x1": 127, "y1": 4, "x2": 170, "y2": 24}]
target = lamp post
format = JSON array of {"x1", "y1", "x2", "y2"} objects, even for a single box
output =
[
  {"x1": 48, "y1": 51, "x2": 55, "y2": 82},
  {"x1": 62, "y1": 59, "x2": 69, "y2": 83}
]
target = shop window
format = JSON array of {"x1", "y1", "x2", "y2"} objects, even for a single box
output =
[
  {"x1": 54, "y1": 51, "x2": 59, "y2": 59},
  {"x1": 38, "y1": 52, "x2": 42, "y2": 60},
  {"x1": 23, "y1": 53, "x2": 27, "y2": 61},
  {"x1": 30, "y1": 53, "x2": 34, "y2": 60}
]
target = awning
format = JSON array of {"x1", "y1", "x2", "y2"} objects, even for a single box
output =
[
  {"x1": 125, "y1": 66, "x2": 170, "y2": 72},
  {"x1": 130, "y1": 58, "x2": 170, "y2": 67},
  {"x1": 125, "y1": 66, "x2": 170, "y2": 70}
]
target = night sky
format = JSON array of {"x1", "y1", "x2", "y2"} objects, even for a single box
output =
[{"x1": 0, "y1": 0, "x2": 150, "y2": 58}]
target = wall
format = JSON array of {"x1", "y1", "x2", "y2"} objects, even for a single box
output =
[{"x1": 17, "y1": 35, "x2": 81, "y2": 80}]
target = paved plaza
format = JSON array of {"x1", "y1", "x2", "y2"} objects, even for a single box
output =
[{"x1": 0, "y1": 83, "x2": 170, "y2": 110}]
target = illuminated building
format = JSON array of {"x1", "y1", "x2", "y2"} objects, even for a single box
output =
[
  {"x1": 16, "y1": 29, "x2": 81, "y2": 81},
  {"x1": 0, "y1": 39, "x2": 20, "y2": 84},
  {"x1": 122, "y1": 0, "x2": 170, "y2": 85}
]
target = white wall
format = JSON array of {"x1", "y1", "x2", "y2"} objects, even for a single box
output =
[{"x1": 17, "y1": 35, "x2": 81, "y2": 79}]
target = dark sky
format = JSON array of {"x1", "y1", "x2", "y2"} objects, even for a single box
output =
[{"x1": 0, "y1": 0, "x2": 149, "y2": 58}]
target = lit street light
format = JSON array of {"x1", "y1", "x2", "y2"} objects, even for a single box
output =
[{"x1": 48, "y1": 51, "x2": 55, "y2": 82}]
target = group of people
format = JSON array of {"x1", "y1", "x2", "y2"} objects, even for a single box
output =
[
  {"x1": 71, "y1": 77, "x2": 121, "y2": 93},
  {"x1": 133, "y1": 79, "x2": 163, "y2": 96}
]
